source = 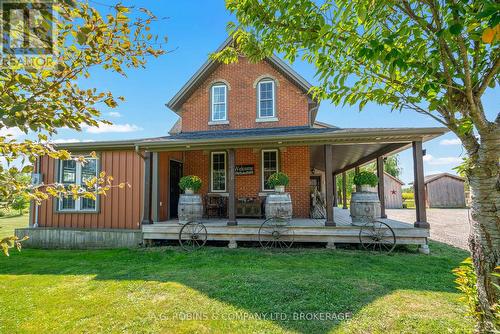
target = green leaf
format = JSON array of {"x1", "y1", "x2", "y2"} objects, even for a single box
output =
[{"x1": 449, "y1": 23, "x2": 463, "y2": 35}]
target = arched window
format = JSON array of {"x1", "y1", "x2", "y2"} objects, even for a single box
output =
[
  {"x1": 211, "y1": 83, "x2": 227, "y2": 121},
  {"x1": 257, "y1": 79, "x2": 275, "y2": 118}
]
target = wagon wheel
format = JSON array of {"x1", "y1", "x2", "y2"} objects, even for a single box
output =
[
  {"x1": 359, "y1": 221, "x2": 396, "y2": 253},
  {"x1": 179, "y1": 222, "x2": 207, "y2": 251},
  {"x1": 258, "y1": 217, "x2": 294, "y2": 249}
]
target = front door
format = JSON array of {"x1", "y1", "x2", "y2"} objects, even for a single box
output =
[{"x1": 169, "y1": 160, "x2": 183, "y2": 218}]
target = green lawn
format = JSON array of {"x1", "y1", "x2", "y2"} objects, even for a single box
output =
[
  {"x1": 0, "y1": 238, "x2": 473, "y2": 333},
  {"x1": 0, "y1": 213, "x2": 28, "y2": 238}
]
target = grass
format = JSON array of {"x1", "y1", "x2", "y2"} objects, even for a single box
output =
[
  {"x1": 0, "y1": 236, "x2": 473, "y2": 333},
  {"x1": 0, "y1": 213, "x2": 28, "y2": 238}
]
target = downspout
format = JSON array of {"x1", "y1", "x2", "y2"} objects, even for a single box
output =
[
  {"x1": 135, "y1": 145, "x2": 146, "y2": 160},
  {"x1": 33, "y1": 157, "x2": 41, "y2": 228}
]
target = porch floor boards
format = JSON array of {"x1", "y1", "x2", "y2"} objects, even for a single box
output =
[{"x1": 143, "y1": 208, "x2": 429, "y2": 245}]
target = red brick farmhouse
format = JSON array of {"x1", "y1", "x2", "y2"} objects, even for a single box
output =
[{"x1": 19, "y1": 38, "x2": 447, "y2": 251}]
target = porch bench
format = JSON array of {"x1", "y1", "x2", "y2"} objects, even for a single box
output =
[{"x1": 236, "y1": 197, "x2": 262, "y2": 218}]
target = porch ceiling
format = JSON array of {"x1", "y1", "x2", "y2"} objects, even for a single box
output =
[{"x1": 310, "y1": 142, "x2": 409, "y2": 174}]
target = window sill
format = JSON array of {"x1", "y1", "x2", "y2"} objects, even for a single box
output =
[
  {"x1": 208, "y1": 120, "x2": 229, "y2": 126},
  {"x1": 56, "y1": 210, "x2": 99, "y2": 214},
  {"x1": 255, "y1": 117, "x2": 278, "y2": 123},
  {"x1": 208, "y1": 192, "x2": 229, "y2": 197},
  {"x1": 258, "y1": 192, "x2": 274, "y2": 196}
]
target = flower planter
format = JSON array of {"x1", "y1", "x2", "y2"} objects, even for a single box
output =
[
  {"x1": 350, "y1": 188, "x2": 381, "y2": 226},
  {"x1": 274, "y1": 185, "x2": 285, "y2": 193},
  {"x1": 184, "y1": 188, "x2": 194, "y2": 195}
]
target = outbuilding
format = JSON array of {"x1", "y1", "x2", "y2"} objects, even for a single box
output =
[
  {"x1": 383, "y1": 172, "x2": 405, "y2": 209},
  {"x1": 365, "y1": 172, "x2": 404, "y2": 209},
  {"x1": 424, "y1": 173, "x2": 466, "y2": 208}
]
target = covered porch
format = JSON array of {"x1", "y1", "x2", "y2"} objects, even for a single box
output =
[{"x1": 137, "y1": 126, "x2": 446, "y2": 250}]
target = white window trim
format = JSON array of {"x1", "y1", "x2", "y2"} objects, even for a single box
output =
[
  {"x1": 257, "y1": 80, "x2": 275, "y2": 119},
  {"x1": 211, "y1": 84, "x2": 227, "y2": 122},
  {"x1": 58, "y1": 158, "x2": 98, "y2": 212},
  {"x1": 210, "y1": 151, "x2": 227, "y2": 193},
  {"x1": 261, "y1": 149, "x2": 279, "y2": 191}
]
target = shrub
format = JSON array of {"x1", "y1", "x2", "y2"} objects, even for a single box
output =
[
  {"x1": 402, "y1": 192, "x2": 414, "y2": 200},
  {"x1": 267, "y1": 172, "x2": 289, "y2": 188},
  {"x1": 178, "y1": 175, "x2": 202, "y2": 192},
  {"x1": 452, "y1": 258, "x2": 483, "y2": 322},
  {"x1": 353, "y1": 171, "x2": 378, "y2": 187}
]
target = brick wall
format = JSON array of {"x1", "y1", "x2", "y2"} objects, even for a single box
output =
[
  {"x1": 169, "y1": 145, "x2": 311, "y2": 218},
  {"x1": 179, "y1": 57, "x2": 310, "y2": 132}
]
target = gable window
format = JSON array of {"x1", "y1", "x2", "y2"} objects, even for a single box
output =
[
  {"x1": 211, "y1": 84, "x2": 227, "y2": 121},
  {"x1": 258, "y1": 80, "x2": 275, "y2": 118},
  {"x1": 262, "y1": 149, "x2": 278, "y2": 191},
  {"x1": 211, "y1": 152, "x2": 226, "y2": 192},
  {"x1": 58, "y1": 158, "x2": 99, "y2": 212}
]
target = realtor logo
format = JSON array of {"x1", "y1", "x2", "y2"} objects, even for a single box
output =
[{"x1": 0, "y1": 0, "x2": 56, "y2": 67}]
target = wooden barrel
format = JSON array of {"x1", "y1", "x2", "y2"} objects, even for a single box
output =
[
  {"x1": 178, "y1": 194, "x2": 203, "y2": 223},
  {"x1": 349, "y1": 190, "x2": 381, "y2": 226},
  {"x1": 265, "y1": 192, "x2": 293, "y2": 219}
]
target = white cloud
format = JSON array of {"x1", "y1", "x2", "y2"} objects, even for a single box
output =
[
  {"x1": 82, "y1": 122, "x2": 142, "y2": 134},
  {"x1": 440, "y1": 138, "x2": 461, "y2": 146},
  {"x1": 424, "y1": 154, "x2": 462, "y2": 166},
  {"x1": 0, "y1": 126, "x2": 24, "y2": 139},
  {"x1": 49, "y1": 138, "x2": 95, "y2": 144},
  {"x1": 106, "y1": 111, "x2": 122, "y2": 118}
]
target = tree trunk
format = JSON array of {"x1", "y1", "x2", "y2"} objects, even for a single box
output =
[{"x1": 466, "y1": 131, "x2": 500, "y2": 333}]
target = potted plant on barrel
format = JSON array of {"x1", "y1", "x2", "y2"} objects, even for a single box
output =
[
  {"x1": 267, "y1": 172, "x2": 289, "y2": 193},
  {"x1": 178, "y1": 175, "x2": 203, "y2": 223},
  {"x1": 353, "y1": 171, "x2": 378, "y2": 192},
  {"x1": 350, "y1": 171, "x2": 381, "y2": 225},
  {"x1": 265, "y1": 172, "x2": 292, "y2": 219},
  {"x1": 179, "y1": 175, "x2": 202, "y2": 195}
]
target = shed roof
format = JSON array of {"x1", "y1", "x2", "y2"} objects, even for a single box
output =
[
  {"x1": 384, "y1": 172, "x2": 405, "y2": 185},
  {"x1": 424, "y1": 173, "x2": 465, "y2": 184}
]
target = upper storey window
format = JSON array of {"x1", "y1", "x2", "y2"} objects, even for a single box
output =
[
  {"x1": 258, "y1": 80, "x2": 275, "y2": 118},
  {"x1": 211, "y1": 84, "x2": 227, "y2": 121}
]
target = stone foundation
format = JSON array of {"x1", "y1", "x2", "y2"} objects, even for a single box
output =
[{"x1": 15, "y1": 228, "x2": 143, "y2": 249}]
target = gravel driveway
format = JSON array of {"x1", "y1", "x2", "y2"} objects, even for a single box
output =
[{"x1": 386, "y1": 208, "x2": 471, "y2": 251}]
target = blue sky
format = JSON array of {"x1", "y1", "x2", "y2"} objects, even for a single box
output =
[{"x1": 13, "y1": 1, "x2": 499, "y2": 184}]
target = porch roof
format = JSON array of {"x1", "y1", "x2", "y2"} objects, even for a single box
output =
[{"x1": 57, "y1": 125, "x2": 446, "y2": 174}]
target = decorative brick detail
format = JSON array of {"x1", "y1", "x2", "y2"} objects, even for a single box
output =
[
  {"x1": 253, "y1": 74, "x2": 279, "y2": 88},
  {"x1": 208, "y1": 79, "x2": 231, "y2": 91},
  {"x1": 179, "y1": 57, "x2": 310, "y2": 132}
]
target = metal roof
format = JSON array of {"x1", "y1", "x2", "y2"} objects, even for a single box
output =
[{"x1": 55, "y1": 126, "x2": 447, "y2": 152}]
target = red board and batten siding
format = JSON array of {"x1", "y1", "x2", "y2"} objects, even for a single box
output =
[{"x1": 32, "y1": 151, "x2": 144, "y2": 230}]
